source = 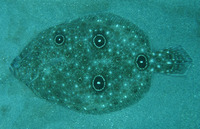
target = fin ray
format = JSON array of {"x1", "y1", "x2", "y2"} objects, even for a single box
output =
[{"x1": 151, "y1": 46, "x2": 192, "y2": 74}]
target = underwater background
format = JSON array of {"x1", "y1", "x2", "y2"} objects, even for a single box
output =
[{"x1": 0, "y1": 0, "x2": 200, "y2": 128}]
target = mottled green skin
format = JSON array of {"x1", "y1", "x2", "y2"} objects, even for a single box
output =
[{"x1": 10, "y1": 13, "x2": 192, "y2": 114}]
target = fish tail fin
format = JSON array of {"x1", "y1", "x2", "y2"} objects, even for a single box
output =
[{"x1": 150, "y1": 46, "x2": 192, "y2": 74}]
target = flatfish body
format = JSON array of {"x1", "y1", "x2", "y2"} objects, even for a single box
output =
[{"x1": 10, "y1": 13, "x2": 192, "y2": 114}]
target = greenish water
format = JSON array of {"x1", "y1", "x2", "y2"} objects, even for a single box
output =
[{"x1": 0, "y1": 0, "x2": 199, "y2": 129}]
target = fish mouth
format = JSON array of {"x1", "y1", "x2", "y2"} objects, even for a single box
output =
[{"x1": 9, "y1": 56, "x2": 21, "y2": 78}]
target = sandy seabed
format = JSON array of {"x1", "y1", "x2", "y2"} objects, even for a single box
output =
[{"x1": 0, "y1": 0, "x2": 200, "y2": 129}]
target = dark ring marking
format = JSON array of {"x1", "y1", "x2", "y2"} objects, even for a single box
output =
[
  {"x1": 54, "y1": 34, "x2": 65, "y2": 45},
  {"x1": 135, "y1": 54, "x2": 148, "y2": 70},
  {"x1": 92, "y1": 75, "x2": 106, "y2": 91},
  {"x1": 92, "y1": 34, "x2": 106, "y2": 48}
]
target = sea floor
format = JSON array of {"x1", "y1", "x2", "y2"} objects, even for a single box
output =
[{"x1": 0, "y1": 0, "x2": 200, "y2": 129}]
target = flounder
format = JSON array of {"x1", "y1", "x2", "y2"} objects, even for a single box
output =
[{"x1": 10, "y1": 13, "x2": 192, "y2": 114}]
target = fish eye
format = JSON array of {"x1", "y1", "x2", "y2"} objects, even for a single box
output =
[
  {"x1": 54, "y1": 34, "x2": 65, "y2": 45},
  {"x1": 92, "y1": 75, "x2": 106, "y2": 91},
  {"x1": 135, "y1": 54, "x2": 148, "y2": 70},
  {"x1": 93, "y1": 34, "x2": 106, "y2": 48}
]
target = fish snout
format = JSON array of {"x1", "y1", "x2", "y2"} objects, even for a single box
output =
[{"x1": 9, "y1": 56, "x2": 22, "y2": 77}]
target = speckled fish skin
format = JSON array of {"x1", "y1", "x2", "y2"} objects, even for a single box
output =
[{"x1": 10, "y1": 13, "x2": 192, "y2": 114}]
